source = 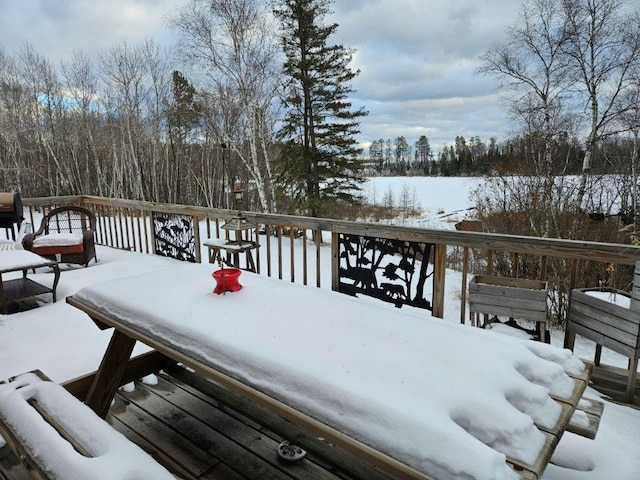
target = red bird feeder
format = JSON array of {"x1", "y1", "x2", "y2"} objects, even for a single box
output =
[{"x1": 212, "y1": 268, "x2": 242, "y2": 294}]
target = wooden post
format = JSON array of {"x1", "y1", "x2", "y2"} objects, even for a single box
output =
[
  {"x1": 316, "y1": 229, "x2": 322, "y2": 288},
  {"x1": 432, "y1": 244, "x2": 446, "y2": 318},
  {"x1": 460, "y1": 247, "x2": 469, "y2": 324},
  {"x1": 331, "y1": 232, "x2": 340, "y2": 292},
  {"x1": 302, "y1": 228, "x2": 308, "y2": 286},
  {"x1": 193, "y1": 215, "x2": 201, "y2": 264},
  {"x1": 277, "y1": 227, "x2": 283, "y2": 280},
  {"x1": 149, "y1": 211, "x2": 157, "y2": 255},
  {"x1": 290, "y1": 228, "x2": 295, "y2": 283},
  {"x1": 563, "y1": 259, "x2": 580, "y2": 349}
]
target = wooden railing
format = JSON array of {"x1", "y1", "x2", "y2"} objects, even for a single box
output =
[{"x1": 17, "y1": 195, "x2": 640, "y2": 323}]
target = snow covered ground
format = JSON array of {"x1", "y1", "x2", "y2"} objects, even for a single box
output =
[
  {"x1": 1, "y1": 176, "x2": 639, "y2": 479},
  {"x1": 362, "y1": 176, "x2": 483, "y2": 229}
]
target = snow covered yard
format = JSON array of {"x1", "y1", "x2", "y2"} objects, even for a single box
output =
[{"x1": 1, "y1": 245, "x2": 639, "y2": 479}]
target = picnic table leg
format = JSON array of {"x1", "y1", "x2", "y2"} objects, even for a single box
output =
[
  {"x1": 626, "y1": 357, "x2": 638, "y2": 404},
  {"x1": 564, "y1": 328, "x2": 577, "y2": 351},
  {"x1": 51, "y1": 263, "x2": 60, "y2": 302},
  {"x1": 85, "y1": 330, "x2": 136, "y2": 418},
  {"x1": 594, "y1": 344, "x2": 603, "y2": 366}
]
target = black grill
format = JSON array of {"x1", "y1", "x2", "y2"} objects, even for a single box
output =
[{"x1": 0, "y1": 191, "x2": 24, "y2": 240}]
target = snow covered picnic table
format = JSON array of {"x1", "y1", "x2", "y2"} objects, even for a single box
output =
[{"x1": 66, "y1": 262, "x2": 592, "y2": 480}]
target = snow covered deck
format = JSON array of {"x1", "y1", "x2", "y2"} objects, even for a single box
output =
[
  {"x1": 64, "y1": 262, "x2": 593, "y2": 480},
  {"x1": 1, "y1": 246, "x2": 640, "y2": 479}
]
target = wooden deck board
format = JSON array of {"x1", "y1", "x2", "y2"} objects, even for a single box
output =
[
  {"x1": 162, "y1": 365, "x2": 394, "y2": 480},
  {"x1": 124, "y1": 376, "x2": 342, "y2": 480}
]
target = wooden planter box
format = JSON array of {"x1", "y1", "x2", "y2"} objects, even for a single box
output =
[
  {"x1": 566, "y1": 288, "x2": 640, "y2": 402},
  {"x1": 468, "y1": 275, "x2": 548, "y2": 323}
]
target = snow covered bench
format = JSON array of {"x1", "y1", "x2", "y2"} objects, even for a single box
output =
[{"x1": 0, "y1": 370, "x2": 175, "y2": 480}]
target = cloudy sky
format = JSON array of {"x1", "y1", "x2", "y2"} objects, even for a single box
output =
[{"x1": 0, "y1": 0, "x2": 521, "y2": 152}]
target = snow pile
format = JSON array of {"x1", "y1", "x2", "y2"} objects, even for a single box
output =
[
  {"x1": 33, "y1": 232, "x2": 83, "y2": 246},
  {"x1": 74, "y1": 262, "x2": 585, "y2": 480},
  {"x1": 0, "y1": 250, "x2": 52, "y2": 270}
]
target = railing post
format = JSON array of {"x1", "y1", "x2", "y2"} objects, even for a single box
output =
[
  {"x1": 316, "y1": 229, "x2": 322, "y2": 288},
  {"x1": 331, "y1": 232, "x2": 339, "y2": 292},
  {"x1": 432, "y1": 243, "x2": 446, "y2": 318},
  {"x1": 193, "y1": 215, "x2": 201, "y2": 264},
  {"x1": 460, "y1": 247, "x2": 469, "y2": 324}
]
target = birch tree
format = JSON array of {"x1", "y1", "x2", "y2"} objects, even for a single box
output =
[
  {"x1": 100, "y1": 41, "x2": 153, "y2": 200},
  {"x1": 478, "y1": 0, "x2": 572, "y2": 237},
  {"x1": 171, "y1": 0, "x2": 281, "y2": 211},
  {"x1": 563, "y1": 0, "x2": 640, "y2": 209}
]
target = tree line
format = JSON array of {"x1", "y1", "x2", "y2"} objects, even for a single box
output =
[
  {"x1": 367, "y1": 131, "x2": 637, "y2": 179},
  {"x1": 0, "y1": 0, "x2": 365, "y2": 217}
]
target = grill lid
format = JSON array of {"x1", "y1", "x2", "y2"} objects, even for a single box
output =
[{"x1": 0, "y1": 192, "x2": 17, "y2": 213}]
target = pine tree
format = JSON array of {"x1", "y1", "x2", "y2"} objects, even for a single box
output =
[
  {"x1": 166, "y1": 71, "x2": 202, "y2": 203},
  {"x1": 274, "y1": 0, "x2": 367, "y2": 217}
]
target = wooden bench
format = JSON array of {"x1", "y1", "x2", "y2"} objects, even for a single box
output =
[
  {"x1": 469, "y1": 275, "x2": 550, "y2": 342},
  {"x1": 566, "y1": 287, "x2": 640, "y2": 403},
  {"x1": 0, "y1": 370, "x2": 175, "y2": 480}
]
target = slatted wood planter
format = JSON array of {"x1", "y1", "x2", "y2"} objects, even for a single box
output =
[
  {"x1": 468, "y1": 275, "x2": 549, "y2": 339},
  {"x1": 566, "y1": 287, "x2": 640, "y2": 403}
]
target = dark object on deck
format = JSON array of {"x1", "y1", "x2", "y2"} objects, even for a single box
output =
[
  {"x1": 482, "y1": 316, "x2": 550, "y2": 343},
  {"x1": 454, "y1": 220, "x2": 483, "y2": 232},
  {"x1": 278, "y1": 440, "x2": 308, "y2": 462},
  {"x1": 0, "y1": 191, "x2": 23, "y2": 240},
  {"x1": 23, "y1": 205, "x2": 97, "y2": 267}
]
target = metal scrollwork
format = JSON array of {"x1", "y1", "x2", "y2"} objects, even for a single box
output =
[
  {"x1": 338, "y1": 233, "x2": 434, "y2": 310},
  {"x1": 153, "y1": 213, "x2": 196, "y2": 262}
]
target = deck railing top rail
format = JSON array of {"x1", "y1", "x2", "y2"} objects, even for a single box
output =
[{"x1": 21, "y1": 194, "x2": 640, "y2": 265}]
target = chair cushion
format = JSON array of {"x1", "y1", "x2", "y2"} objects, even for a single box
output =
[{"x1": 32, "y1": 233, "x2": 84, "y2": 255}]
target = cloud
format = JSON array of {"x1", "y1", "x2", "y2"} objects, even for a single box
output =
[
  {"x1": 0, "y1": 0, "x2": 521, "y2": 152},
  {"x1": 328, "y1": 0, "x2": 520, "y2": 149},
  {"x1": 0, "y1": 0, "x2": 181, "y2": 60}
]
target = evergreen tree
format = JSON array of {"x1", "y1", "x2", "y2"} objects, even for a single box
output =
[
  {"x1": 414, "y1": 135, "x2": 431, "y2": 174},
  {"x1": 394, "y1": 135, "x2": 409, "y2": 174},
  {"x1": 166, "y1": 71, "x2": 202, "y2": 203},
  {"x1": 369, "y1": 139, "x2": 385, "y2": 172},
  {"x1": 274, "y1": 0, "x2": 367, "y2": 217}
]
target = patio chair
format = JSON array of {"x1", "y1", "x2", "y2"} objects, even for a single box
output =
[{"x1": 22, "y1": 205, "x2": 97, "y2": 267}]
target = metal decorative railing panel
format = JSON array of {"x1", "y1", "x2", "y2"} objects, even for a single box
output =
[
  {"x1": 337, "y1": 233, "x2": 434, "y2": 310},
  {"x1": 153, "y1": 213, "x2": 196, "y2": 262}
]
